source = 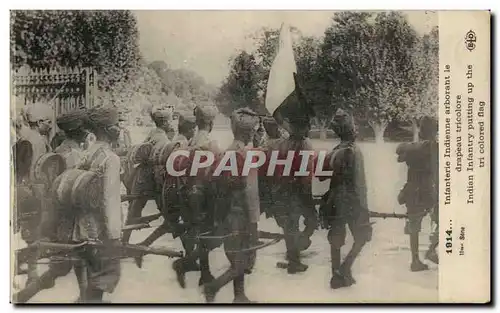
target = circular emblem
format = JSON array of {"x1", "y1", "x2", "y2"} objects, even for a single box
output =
[{"x1": 465, "y1": 30, "x2": 477, "y2": 51}]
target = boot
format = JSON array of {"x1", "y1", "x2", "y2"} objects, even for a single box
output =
[
  {"x1": 84, "y1": 288, "x2": 104, "y2": 303},
  {"x1": 232, "y1": 275, "x2": 256, "y2": 303},
  {"x1": 330, "y1": 270, "x2": 350, "y2": 289},
  {"x1": 198, "y1": 272, "x2": 215, "y2": 286},
  {"x1": 425, "y1": 249, "x2": 439, "y2": 264},
  {"x1": 338, "y1": 265, "x2": 356, "y2": 286},
  {"x1": 172, "y1": 259, "x2": 187, "y2": 288},
  {"x1": 286, "y1": 251, "x2": 308, "y2": 274}
]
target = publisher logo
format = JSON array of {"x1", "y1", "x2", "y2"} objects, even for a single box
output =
[{"x1": 465, "y1": 30, "x2": 476, "y2": 51}]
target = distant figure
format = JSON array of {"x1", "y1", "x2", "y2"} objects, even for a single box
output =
[
  {"x1": 396, "y1": 116, "x2": 439, "y2": 271},
  {"x1": 319, "y1": 109, "x2": 372, "y2": 289},
  {"x1": 113, "y1": 116, "x2": 132, "y2": 155}
]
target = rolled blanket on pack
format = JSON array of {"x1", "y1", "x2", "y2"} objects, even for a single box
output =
[
  {"x1": 52, "y1": 169, "x2": 103, "y2": 210},
  {"x1": 128, "y1": 142, "x2": 154, "y2": 165}
]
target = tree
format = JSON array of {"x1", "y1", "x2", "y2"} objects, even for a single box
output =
[
  {"x1": 149, "y1": 61, "x2": 217, "y2": 105},
  {"x1": 321, "y1": 11, "x2": 419, "y2": 143},
  {"x1": 10, "y1": 10, "x2": 141, "y2": 90},
  {"x1": 400, "y1": 26, "x2": 439, "y2": 141},
  {"x1": 215, "y1": 51, "x2": 263, "y2": 116}
]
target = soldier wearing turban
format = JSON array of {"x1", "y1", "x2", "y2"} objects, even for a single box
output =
[
  {"x1": 203, "y1": 107, "x2": 260, "y2": 303},
  {"x1": 396, "y1": 115, "x2": 438, "y2": 271},
  {"x1": 121, "y1": 106, "x2": 174, "y2": 245},
  {"x1": 53, "y1": 109, "x2": 89, "y2": 168},
  {"x1": 69, "y1": 106, "x2": 122, "y2": 303},
  {"x1": 171, "y1": 104, "x2": 221, "y2": 289},
  {"x1": 132, "y1": 109, "x2": 199, "y2": 268},
  {"x1": 32, "y1": 109, "x2": 91, "y2": 295},
  {"x1": 318, "y1": 108, "x2": 372, "y2": 289},
  {"x1": 145, "y1": 106, "x2": 174, "y2": 144}
]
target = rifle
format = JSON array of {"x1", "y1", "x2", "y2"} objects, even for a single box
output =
[
  {"x1": 12, "y1": 241, "x2": 183, "y2": 303},
  {"x1": 120, "y1": 193, "x2": 156, "y2": 202},
  {"x1": 312, "y1": 195, "x2": 408, "y2": 220},
  {"x1": 15, "y1": 240, "x2": 183, "y2": 267}
]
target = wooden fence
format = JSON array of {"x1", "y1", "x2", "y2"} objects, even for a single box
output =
[{"x1": 11, "y1": 65, "x2": 98, "y2": 136}]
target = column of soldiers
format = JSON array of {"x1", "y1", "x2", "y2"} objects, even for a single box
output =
[
  {"x1": 13, "y1": 104, "x2": 122, "y2": 303},
  {"x1": 12, "y1": 98, "x2": 439, "y2": 303}
]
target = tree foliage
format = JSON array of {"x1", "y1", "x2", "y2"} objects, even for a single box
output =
[
  {"x1": 10, "y1": 10, "x2": 141, "y2": 90},
  {"x1": 321, "y1": 12, "x2": 421, "y2": 142},
  {"x1": 215, "y1": 51, "x2": 263, "y2": 116}
]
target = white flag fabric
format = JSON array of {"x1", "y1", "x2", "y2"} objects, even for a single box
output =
[{"x1": 265, "y1": 23, "x2": 297, "y2": 115}]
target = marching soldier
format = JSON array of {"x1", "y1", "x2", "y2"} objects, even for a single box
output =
[
  {"x1": 122, "y1": 106, "x2": 173, "y2": 244},
  {"x1": 134, "y1": 110, "x2": 198, "y2": 260},
  {"x1": 34, "y1": 109, "x2": 90, "y2": 294},
  {"x1": 396, "y1": 116, "x2": 439, "y2": 271},
  {"x1": 172, "y1": 104, "x2": 221, "y2": 288},
  {"x1": 72, "y1": 106, "x2": 123, "y2": 303},
  {"x1": 52, "y1": 110, "x2": 89, "y2": 167},
  {"x1": 144, "y1": 106, "x2": 173, "y2": 144},
  {"x1": 318, "y1": 109, "x2": 372, "y2": 289},
  {"x1": 13, "y1": 103, "x2": 53, "y2": 285},
  {"x1": 203, "y1": 107, "x2": 260, "y2": 303}
]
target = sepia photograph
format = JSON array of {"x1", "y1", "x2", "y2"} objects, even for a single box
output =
[{"x1": 9, "y1": 9, "x2": 489, "y2": 304}]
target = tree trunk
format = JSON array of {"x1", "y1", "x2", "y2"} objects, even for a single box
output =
[
  {"x1": 369, "y1": 120, "x2": 388, "y2": 144},
  {"x1": 412, "y1": 119, "x2": 419, "y2": 142},
  {"x1": 319, "y1": 119, "x2": 327, "y2": 140}
]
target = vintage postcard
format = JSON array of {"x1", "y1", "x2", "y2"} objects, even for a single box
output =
[{"x1": 10, "y1": 10, "x2": 490, "y2": 303}]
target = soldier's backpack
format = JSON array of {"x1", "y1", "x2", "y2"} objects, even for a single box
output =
[
  {"x1": 122, "y1": 142, "x2": 153, "y2": 192},
  {"x1": 50, "y1": 146, "x2": 112, "y2": 242}
]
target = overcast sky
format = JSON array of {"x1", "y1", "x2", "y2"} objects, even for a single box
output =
[{"x1": 135, "y1": 11, "x2": 437, "y2": 86}]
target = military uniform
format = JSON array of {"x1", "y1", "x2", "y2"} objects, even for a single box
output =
[
  {"x1": 122, "y1": 107, "x2": 172, "y2": 244},
  {"x1": 73, "y1": 107, "x2": 122, "y2": 302},
  {"x1": 319, "y1": 109, "x2": 372, "y2": 289},
  {"x1": 262, "y1": 133, "x2": 316, "y2": 273},
  {"x1": 135, "y1": 110, "x2": 198, "y2": 252},
  {"x1": 396, "y1": 116, "x2": 439, "y2": 270},
  {"x1": 203, "y1": 108, "x2": 260, "y2": 303},
  {"x1": 171, "y1": 105, "x2": 221, "y2": 288},
  {"x1": 43, "y1": 110, "x2": 89, "y2": 293}
]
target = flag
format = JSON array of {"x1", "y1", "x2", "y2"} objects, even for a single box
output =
[
  {"x1": 265, "y1": 23, "x2": 297, "y2": 116},
  {"x1": 265, "y1": 23, "x2": 314, "y2": 130}
]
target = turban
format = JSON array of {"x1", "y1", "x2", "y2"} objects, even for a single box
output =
[
  {"x1": 25, "y1": 103, "x2": 53, "y2": 122},
  {"x1": 150, "y1": 106, "x2": 172, "y2": 122},
  {"x1": 56, "y1": 109, "x2": 87, "y2": 132},
  {"x1": 420, "y1": 116, "x2": 438, "y2": 135},
  {"x1": 177, "y1": 110, "x2": 197, "y2": 129},
  {"x1": 87, "y1": 106, "x2": 119, "y2": 129},
  {"x1": 231, "y1": 107, "x2": 259, "y2": 134},
  {"x1": 332, "y1": 108, "x2": 356, "y2": 138},
  {"x1": 194, "y1": 105, "x2": 218, "y2": 124}
]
